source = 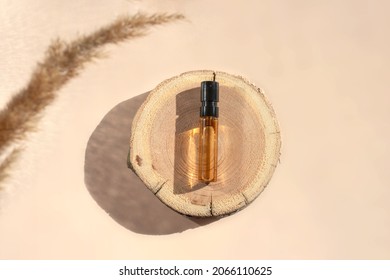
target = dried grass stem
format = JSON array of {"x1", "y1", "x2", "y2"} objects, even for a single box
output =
[{"x1": 0, "y1": 13, "x2": 183, "y2": 183}]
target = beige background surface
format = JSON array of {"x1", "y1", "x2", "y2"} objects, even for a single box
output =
[{"x1": 0, "y1": 0, "x2": 389, "y2": 259}]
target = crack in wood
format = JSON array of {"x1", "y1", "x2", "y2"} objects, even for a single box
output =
[
  {"x1": 242, "y1": 193, "x2": 249, "y2": 205},
  {"x1": 154, "y1": 180, "x2": 168, "y2": 195},
  {"x1": 209, "y1": 194, "x2": 214, "y2": 216}
]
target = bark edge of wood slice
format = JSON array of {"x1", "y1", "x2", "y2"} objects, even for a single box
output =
[{"x1": 129, "y1": 70, "x2": 281, "y2": 217}]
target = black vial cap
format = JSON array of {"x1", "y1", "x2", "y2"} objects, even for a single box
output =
[{"x1": 200, "y1": 81, "x2": 219, "y2": 117}]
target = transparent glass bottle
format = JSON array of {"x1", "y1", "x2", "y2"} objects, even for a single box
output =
[{"x1": 198, "y1": 80, "x2": 219, "y2": 183}]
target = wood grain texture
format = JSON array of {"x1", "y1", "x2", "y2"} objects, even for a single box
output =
[{"x1": 129, "y1": 70, "x2": 281, "y2": 217}]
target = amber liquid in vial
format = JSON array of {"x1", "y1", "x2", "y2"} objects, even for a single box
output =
[{"x1": 198, "y1": 116, "x2": 218, "y2": 182}]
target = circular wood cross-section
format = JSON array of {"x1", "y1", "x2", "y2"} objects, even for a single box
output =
[{"x1": 129, "y1": 70, "x2": 281, "y2": 217}]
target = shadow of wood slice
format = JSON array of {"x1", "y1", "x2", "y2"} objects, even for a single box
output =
[{"x1": 129, "y1": 70, "x2": 281, "y2": 217}]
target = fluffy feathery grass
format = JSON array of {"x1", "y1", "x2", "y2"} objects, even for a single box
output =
[{"x1": 0, "y1": 13, "x2": 184, "y2": 184}]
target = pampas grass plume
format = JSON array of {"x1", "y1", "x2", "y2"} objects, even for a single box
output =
[{"x1": 0, "y1": 13, "x2": 184, "y2": 184}]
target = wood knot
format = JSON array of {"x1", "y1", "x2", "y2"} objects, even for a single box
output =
[{"x1": 135, "y1": 155, "x2": 143, "y2": 166}]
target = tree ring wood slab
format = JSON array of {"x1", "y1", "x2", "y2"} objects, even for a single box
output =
[{"x1": 129, "y1": 70, "x2": 281, "y2": 217}]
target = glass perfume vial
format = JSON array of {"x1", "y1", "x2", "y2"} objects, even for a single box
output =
[{"x1": 198, "y1": 79, "x2": 219, "y2": 183}]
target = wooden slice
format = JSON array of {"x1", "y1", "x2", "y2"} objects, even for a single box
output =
[{"x1": 129, "y1": 70, "x2": 281, "y2": 217}]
